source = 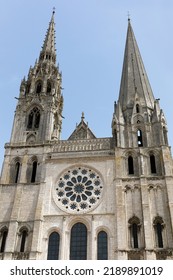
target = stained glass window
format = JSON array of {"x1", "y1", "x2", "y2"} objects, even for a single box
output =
[
  {"x1": 70, "y1": 223, "x2": 87, "y2": 260},
  {"x1": 97, "y1": 231, "x2": 108, "y2": 260},
  {"x1": 47, "y1": 232, "x2": 60, "y2": 260}
]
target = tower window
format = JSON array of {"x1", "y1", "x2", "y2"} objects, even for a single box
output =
[
  {"x1": 153, "y1": 217, "x2": 164, "y2": 248},
  {"x1": 31, "y1": 161, "x2": 37, "y2": 183},
  {"x1": 150, "y1": 154, "x2": 156, "y2": 174},
  {"x1": 97, "y1": 231, "x2": 108, "y2": 260},
  {"x1": 36, "y1": 81, "x2": 42, "y2": 94},
  {"x1": 137, "y1": 129, "x2": 143, "y2": 147},
  {"x1": 132, "y1": 223, "x2": 138, "y2": 248},
  {"x1": 47, "y1": 81, "x2": 52, "y2": 93},
  {"x1": 136, "y1": 104, "x2": 140, "y2": 113},
  {"x1": 0, "y1": 228, "x2": 8, "y2": 253},
  {"x1": 156, "y1": 223, "x2": 163, "y2": 248},
  {"x1": 128, "y1": 156, "x2": 134, "y2": 175},
  {"x1": 20, "y1": 230, "x2": 28, "y2": 252},
  {"x1": 70, "y1": 223, "x2": 87, "y2": 260},
  {"x1": 27, "y1": 107, "x2": 40, "y2": 130},
  {"x1": 129, "y1": 217, "x2": 141, "y2": 250},
  {"x1": 47, "y1": 232, "x2": 60, "y2": 260},
  {"x1": 15, "y1": 162, "x2": 20, "y2": 183}
]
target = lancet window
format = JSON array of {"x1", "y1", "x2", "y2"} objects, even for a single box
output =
[
  {"x1": 27, "y1": 107, "x2": 40, "y2": 130},
  {"x1": 47, "y1": 232, "x2": 60, "y2": 260},
  {"x1": 97, "y1": 231, "x2": 108, "y2": 260},
  {"x1": 70, "y1": 223, "x2": 87, "y2": 260}
]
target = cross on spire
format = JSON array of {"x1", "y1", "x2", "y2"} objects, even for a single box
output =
[{"x1": 127, "y1": 11, "x2": 131, "y2": 22}]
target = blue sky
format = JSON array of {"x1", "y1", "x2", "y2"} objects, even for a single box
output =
[{"x1": 0, "y1": 0, "x2": 173, "y2": 170}]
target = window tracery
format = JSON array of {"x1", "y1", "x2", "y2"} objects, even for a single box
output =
[
  {"x1": 27, "y1": 107, "x2": 40, "y2": 130},
  {"x1": 54, "y1": 167, "x2": 103, "y2": 213}
]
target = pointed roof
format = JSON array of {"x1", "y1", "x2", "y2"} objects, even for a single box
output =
[
  {"x1": 39, "y1": 10, "x2": 56, "y2": 62},
  {"x1": 68, "y1": 113, "x2": 96, "y2": 140},
  {"x1": 118, "y1": 20, "x2": 155, "y2": 114}
]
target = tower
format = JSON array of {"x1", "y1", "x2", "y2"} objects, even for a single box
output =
[
  {"x1": 0, "y1": 14, "x2": 173, "y2": 260},
  {"x1": 112, "y1": 19, "x2": 173, "y2": 260},
  {"x1": 10, "y1": 11, "x2": 63, "y2": 145}
]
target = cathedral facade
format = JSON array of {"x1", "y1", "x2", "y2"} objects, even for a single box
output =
[{"x1": 0, "y1": 12, "x2": 173, "y2": 260}]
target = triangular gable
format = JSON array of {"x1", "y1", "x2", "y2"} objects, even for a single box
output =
[{"x1": 68, "y1": 113, "x2": 96, "y2": 140}]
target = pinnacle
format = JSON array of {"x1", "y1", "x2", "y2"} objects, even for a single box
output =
[{"x1": 38, "y1": 11, "x2": 57, "y2": 64}]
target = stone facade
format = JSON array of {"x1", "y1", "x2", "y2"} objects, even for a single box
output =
[{"x1": 0, "y1": 13, "x2": 173, "y2": 260}]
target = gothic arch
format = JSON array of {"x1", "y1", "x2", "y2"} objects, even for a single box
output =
[
  {"x1": 70, "y1": 222, "x2": 87, "y2": 260},
  {"x1": 67, "y1": 217, "x2": 91, "y2": 233},
  {"x1": 16, "y1": 225, "x2": 31, "y2": 253},
  {"x1": 153, "y1": 216, "x2": 165, "y2": 248},
  {"x1": 132, "y1": 114, "x2": 144, "y2": 125},
  {"x1": 26, "y1": 133, "x2": 36, "y2": 144},
  {"x1": 47, "y1": 231, "x2": 60, "y2": 260},
  {"x1": 47, "y1": 227, "x2": 62, "y2": 238},
  {"x1": 97, "y1": 230, "x2": 108, "y2": 260},
  {"x1": 0, "y1": 226, "x2": 8, "y2": 253},
  {"x1": 26, "y1": 156, "x2": 38, "y2": 183},
  {"x1": 124, "y1": 184, "x2": 133, "y2": 192},
  {"x1": 148, "y1": 150, "x2": 162, "y2": 176},
  {"x1": 35, "y1": 80, "x2": 42, "y2": 94},
  {"x1": 27, "y1": 106, "x2": 41, "y2": 130},
  {"x1": 128, "y1": 216, "x2": 141, "y2": 249},
  {"x1": 10, "y1": 157, "x2": 22, "y2": 184}
]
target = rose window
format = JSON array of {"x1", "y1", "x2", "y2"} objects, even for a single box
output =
[{"x1": 55, "y1": 167, "x2": 103, "y2": 213}]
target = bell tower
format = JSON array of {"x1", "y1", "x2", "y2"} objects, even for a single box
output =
[
  {"x1": 10, "y1": 10, "x2": 63, "y2": 145},
  {"x1": 111, "y1": 19, "x2": 173, "y2": 260},
  {"x1": 112, "y1": 19, "x2": 168, "y2": 149}
]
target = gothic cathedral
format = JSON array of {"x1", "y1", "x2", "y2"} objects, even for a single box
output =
[{"x1": 0, "y1": 12, "x2": 173, "y2": 260}]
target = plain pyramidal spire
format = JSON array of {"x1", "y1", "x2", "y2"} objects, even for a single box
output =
[{"x1": 118, "y1": 19, "x2": 155, "y2": 115}]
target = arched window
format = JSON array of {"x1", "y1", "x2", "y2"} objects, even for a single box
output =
[
  {"x1": 70, "y1": 223, "x2": 87, "y2": 260},
  {"x1": 27, "y1": 107, "x2": 40, "y2": 130},
  {"x1": 150, "y1": 154, "x2": 156, "y2": 174},
  {"x1": 153, "y1": 217, "x2": 164, "y2": 248},
  {"x1": 47, "y1": 232, "x2": 60, "y2": 260},
  {"x1": 156, "y1": 223, "x2": 163, "y2": 248},
  {"x1": 129, "y1": 217, "x2": 140, "y2": 249},
  {"x1": 36, "y1": 81, "x2": 42, "y2": 94},
  {"x1": 128, "y1": 156, "x2": 134, "y2": 175},
  {"x1": 132, "y1": 223, "x2": 138, "y2": 248},
  {"x1": 31, "y1": 161, "x2": 37, "y2": 183},
  {"x1": 0, "y1": 228, "x2": 8, "y2": 253},
  {"x1": 20, "y1": 229, "x2": 28, "y2": 252},
  {"x1": 47, "y1": 81, "x2": 52, "y2": 93},
  {"x1": 97, "y1": 231, "x2": 108, "y2": 260},
  {"x1": 136, "y1": 104, "x2": 140, "y2": 113},
  {"x1": 137, "y1": 129, "x2": 143, "y2": 147},
  {"x1": 15, "y1": 162, "x2": 20, "y2": 183}
]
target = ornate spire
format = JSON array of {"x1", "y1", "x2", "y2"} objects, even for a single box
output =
[
  {"x1": 39, "y1": 10, "x2": 56, "y2": 63},
  {"x1": 118, "y1": 20, "x2": 155, "y2": 117}
]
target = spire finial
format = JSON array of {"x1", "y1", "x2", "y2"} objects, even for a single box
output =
[
  {"x1": 81, "y1": 112, "x2": 85, "y2": 121},
  {"x1": 53, "y1": 7, "x2": 56, "y2": 15},
  {"x1": 127, "y1": 11, "x2": 131, "y2": 22}
]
